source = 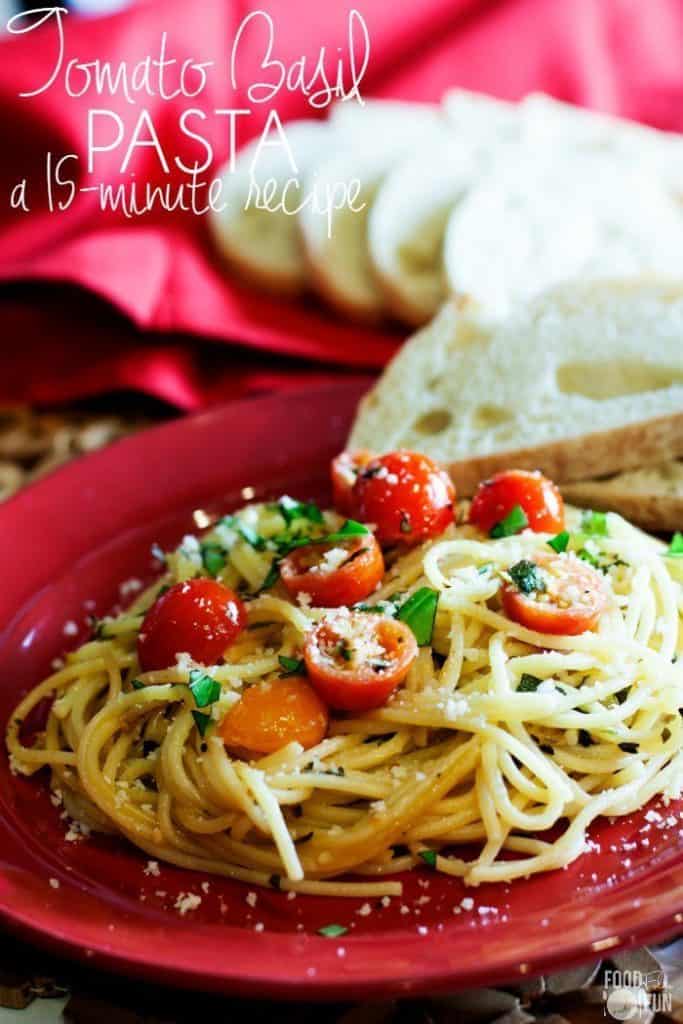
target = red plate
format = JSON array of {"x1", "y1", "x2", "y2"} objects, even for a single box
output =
[{"x1": 1, "y1": 382, "x2": 682, "y2": 999}]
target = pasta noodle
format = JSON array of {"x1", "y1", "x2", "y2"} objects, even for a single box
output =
[{"x1": 7, "y1": 499, "x2": 683, "y2": 897}]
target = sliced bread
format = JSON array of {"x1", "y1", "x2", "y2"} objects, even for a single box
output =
[
  {"x1": 297, "y1": 115, "x2": 445, "y2": 323},
  {"x1": 348, "y1": 279, "x2": 683, "y2": 495},
  {"x1": 443, "y1": 152, "x2": 683, "y2": 321},
  {"x1": 561, "y1": 463, "x2": 683, "y2": 532},
  {"x1": 209, "y1": 120, "x2": 331, "y2": 295}
]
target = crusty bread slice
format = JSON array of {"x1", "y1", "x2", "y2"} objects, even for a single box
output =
[
  {"x1": 521, "y1": 92, "x2": 683, "y2": 197},
  {"x1": 443, "y1": 152, "x2": 683, "y2": 320},
  {"x1": 348, "y1": 279, "x2": 683, "y2": 495},
  {"x1": 367, "y1": 143, "x2": 479, "y2": 326},
  {"x1": 209, "y1": 120, "x2": 331, "y2": 296},
  {"x1": 561, "y1": 463, "x2": 683, "y2": 532},
  {"x1": 298, "y1": 115, "x2": 444, "y2": 323}
]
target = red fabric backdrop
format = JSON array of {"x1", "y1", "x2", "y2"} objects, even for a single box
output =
[{"x1": 1, "y1": 0, "x2": 683, "y2": 409}]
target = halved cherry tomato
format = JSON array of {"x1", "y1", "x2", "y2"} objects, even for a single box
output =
[
  {"x1": 138, "y1": 579, "x2": 247, "y2": 672},
  {"x1": 303, "y1": 611, "x2": 418, "y2": 711},
  {"x1": 501, "y1": 553, "x2": 607, "y2": 636},
  {"x1": 219, "y1": 677, "x2": 328, "y2": 756},
  {"x1": 280, "y1": 532, "x2": 384, "y2": 608},
  {"x1": 353, "y1": 450, "x2": 455, "y2": 547},
  {"x1": 331, "y1": 449, "x2": 375, "y2": 517},
  {"x1": 469, "y1": 469, "x2": 564, "y2": 535}
]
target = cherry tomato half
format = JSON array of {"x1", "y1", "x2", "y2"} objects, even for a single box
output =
[
  {"x1": 501, "y1": 553, "x2": 607, "y2": 636},
  {"x1": 280, "y1": 532, "x2": 384, "y2": 608},
  {"x1": 138, "y1": 579, "x2": 247, "y2": 672},
  {"x1": 469, "y1": 469, "x2": 564, "y2": 535},
  {"x1": 331, "y1": 449, "x2": 375, "y2": 517},
  {"x1": 303, "y1": 611, "x2": 418, "y2": 711},
  {"x1": 353, "y1": 450, "x2": 455, "y2": 547},
  {"x1": 219, "y1": 677, "x2": 329, "y2": 756}
]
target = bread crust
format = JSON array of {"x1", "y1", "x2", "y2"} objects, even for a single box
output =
[
  {"x1": 560, "y1": 481, "x2": 683, "y2": 532},
  {"x1": 445, "y1": 411, "x2": 683, "y2": 496}
]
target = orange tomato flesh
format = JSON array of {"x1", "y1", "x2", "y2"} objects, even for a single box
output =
[{"x1": 219, "y1": 677, "x2": 329, "y2": 756}]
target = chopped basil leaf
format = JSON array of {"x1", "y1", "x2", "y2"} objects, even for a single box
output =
[
  {"x1": 318, "y1": 924, "x2": 348, "y2": 938},
  {"x1": 269, "y1": 873, "x2": 282, "y2": 890},
  {"x1": 221, "y1": 515, "x2": 266, "y2": 551},
  {"x1": 192, "y1": 710, "x2": 212, "y2": 737},
  {"x1": 279, "y1": 655, "x2": 305, "y2": 677},
  {"x1": 323, "y1": 519, "x2": 370, "y2": 543},
  {"x1": 666, "y1": 531, "x2": 683, "y2": 558},
  {"x1": 578, "y1": 729, "x2": 594, "y2": 748},
  {"x1": 277, "y1": 495, "x2": 324, "y2": 526},
  {"x1": 618, "y1": 741, "x2": 639, "y2": 754},
  {"x1": 131, "y1": 679, "x2": 145, "y2": 691},
  {"x1": 508, "y1": 560, "x2": 546, "y2": 595},
  {"x1": 397, "y1": 587, "x2": 439, "y2": 646},
  {"x1": 258, "y1": 561, "x2": 281, "y2": 593},
  {"x1": 419, "y1": 849, "x2": 437, "y2": 869},
  {"x1": 518, "y1": 674, "x2": 541, "y2": 693},
  {"x1": 490, "y1": 504, "x2": 528, "y2": 539},
  {"x1": 188, "y1": 669, "x2": 221, "y2": 708},
  {"x1": 548, "y1": 530, "x2": 570, "y2": 553},
  {"x1": 581, "y1": 510, "x2": 608, "y2": 537},
  {"x1": 356, "y1": 594, "x2": 403, "y2": 616},
  {"x1": 477, "y1": 563, "x2": 494, "y2": 575},
  {"x1": 577, "y1": 547, "x2": 600, "y2": 569},
  {"x1": 201, "y1": 543, "x2": 226, "y2": 578}
]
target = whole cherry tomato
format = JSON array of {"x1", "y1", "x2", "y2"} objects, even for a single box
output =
[
  {"x1": 219, "y1": 677, "x2": 328, "y2": 756},
  {"x1": 353, "y1": 450, "x2": 455, "y2": 546},
  {"x1": 469, "y1": 470, "x2": 564, "y2": 535},
  {"x1": 331, "y1": 449, "x2": 375, "y2": 517},
  {"x1": 138, "y1": 579, "x2": 247, "y2": 671}
]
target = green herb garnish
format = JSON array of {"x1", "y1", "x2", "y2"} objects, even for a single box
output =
[
  {"x1": 221, "y1": 515, "x2": 266, "y2": 551},
  {"x1": 419, "y1": 849, "x2": 437, "y2": 869},
  {"x1": 258, "y1": 561, "x2": 281, "y2": 593},
  {"x1": 131, "y1": 679, "x2": 145, "y2": 691},
  {"x1": 581, "y1": 510, "x2": 608, "y2": 537},
  {"x1": 323, "y1": 520, "x2": 370, "y2": 543},
  {"x1": 577, "y1": 547, "x2": 600, "y2": 569},
  {"x1": 397, "y1": 587, "x2": 439, "y2": 646},
  {"x1": 277, "y1": 496, "x2": 324, "y2": 526},
  {"x1": 189, "y1": 669, "x2": 221, "y2": 708},
  {"x1": 279, "y1": 655, "x2": 306, "y2": 677},
  {"x1": 518, "y1": 674, "x2": 542, "y2": 692},
  {"x1": 666, "y1": 532, "x2": 683, "y2": 558},
  {"x1": 192, "y1": 710, "x2": 212, "y2": 737},
  {"x1": 578, "y1": 729, "x2": 594, "y2": 748},
  {"x1": 318, "y1": 924, "x2": 348, "y2": 938},
  {"x1": 201, "y1": 543, "x2": 226, "y2": 578},
  {"x1": 490, "y1": 504, "x2": 528, "y2": 539},
  {"x1": 508, "y1": 560, "x2": 546, "y2": 595},
  {"x1": 548, "y1": 530, "x2": 570, "y2": 553}
]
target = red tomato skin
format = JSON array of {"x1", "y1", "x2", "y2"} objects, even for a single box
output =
[
  {"x1": 469, "y1": 470, "x2": 564, "y2": 535},
  {"x1": 280, "y1": 533, "x2": 384, "y2": 608},
  {"x1": 219, "y1": 677, "x2": 329, "y2": 756},
  {"x1": 331, "y1": 450, "x2": 374, "y2": 517},
  {"x1": 353, "y1": 450, "x2": 455, "y2": 546},
  {"x1": 501, "y1": 556, "x2": 607, "y2": 636},
  {"x1": 138, "y1": 579, "x2": 247, "y2": 672},
  {"x1": 303, "y1": 613, "x2": 417, "y2": 712}
]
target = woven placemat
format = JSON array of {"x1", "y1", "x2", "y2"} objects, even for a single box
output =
[{"x1": 1, "y1": 404, "x2": 680, "y2": 1023}]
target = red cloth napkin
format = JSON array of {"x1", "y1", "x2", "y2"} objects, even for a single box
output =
[{"x1": 2, "y1": 0, "x2": 683, "y2": 410}]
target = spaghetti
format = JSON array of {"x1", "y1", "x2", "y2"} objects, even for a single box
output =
[{"x1": 7, "y1": 482, "x2": 683, "y2": 897}]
